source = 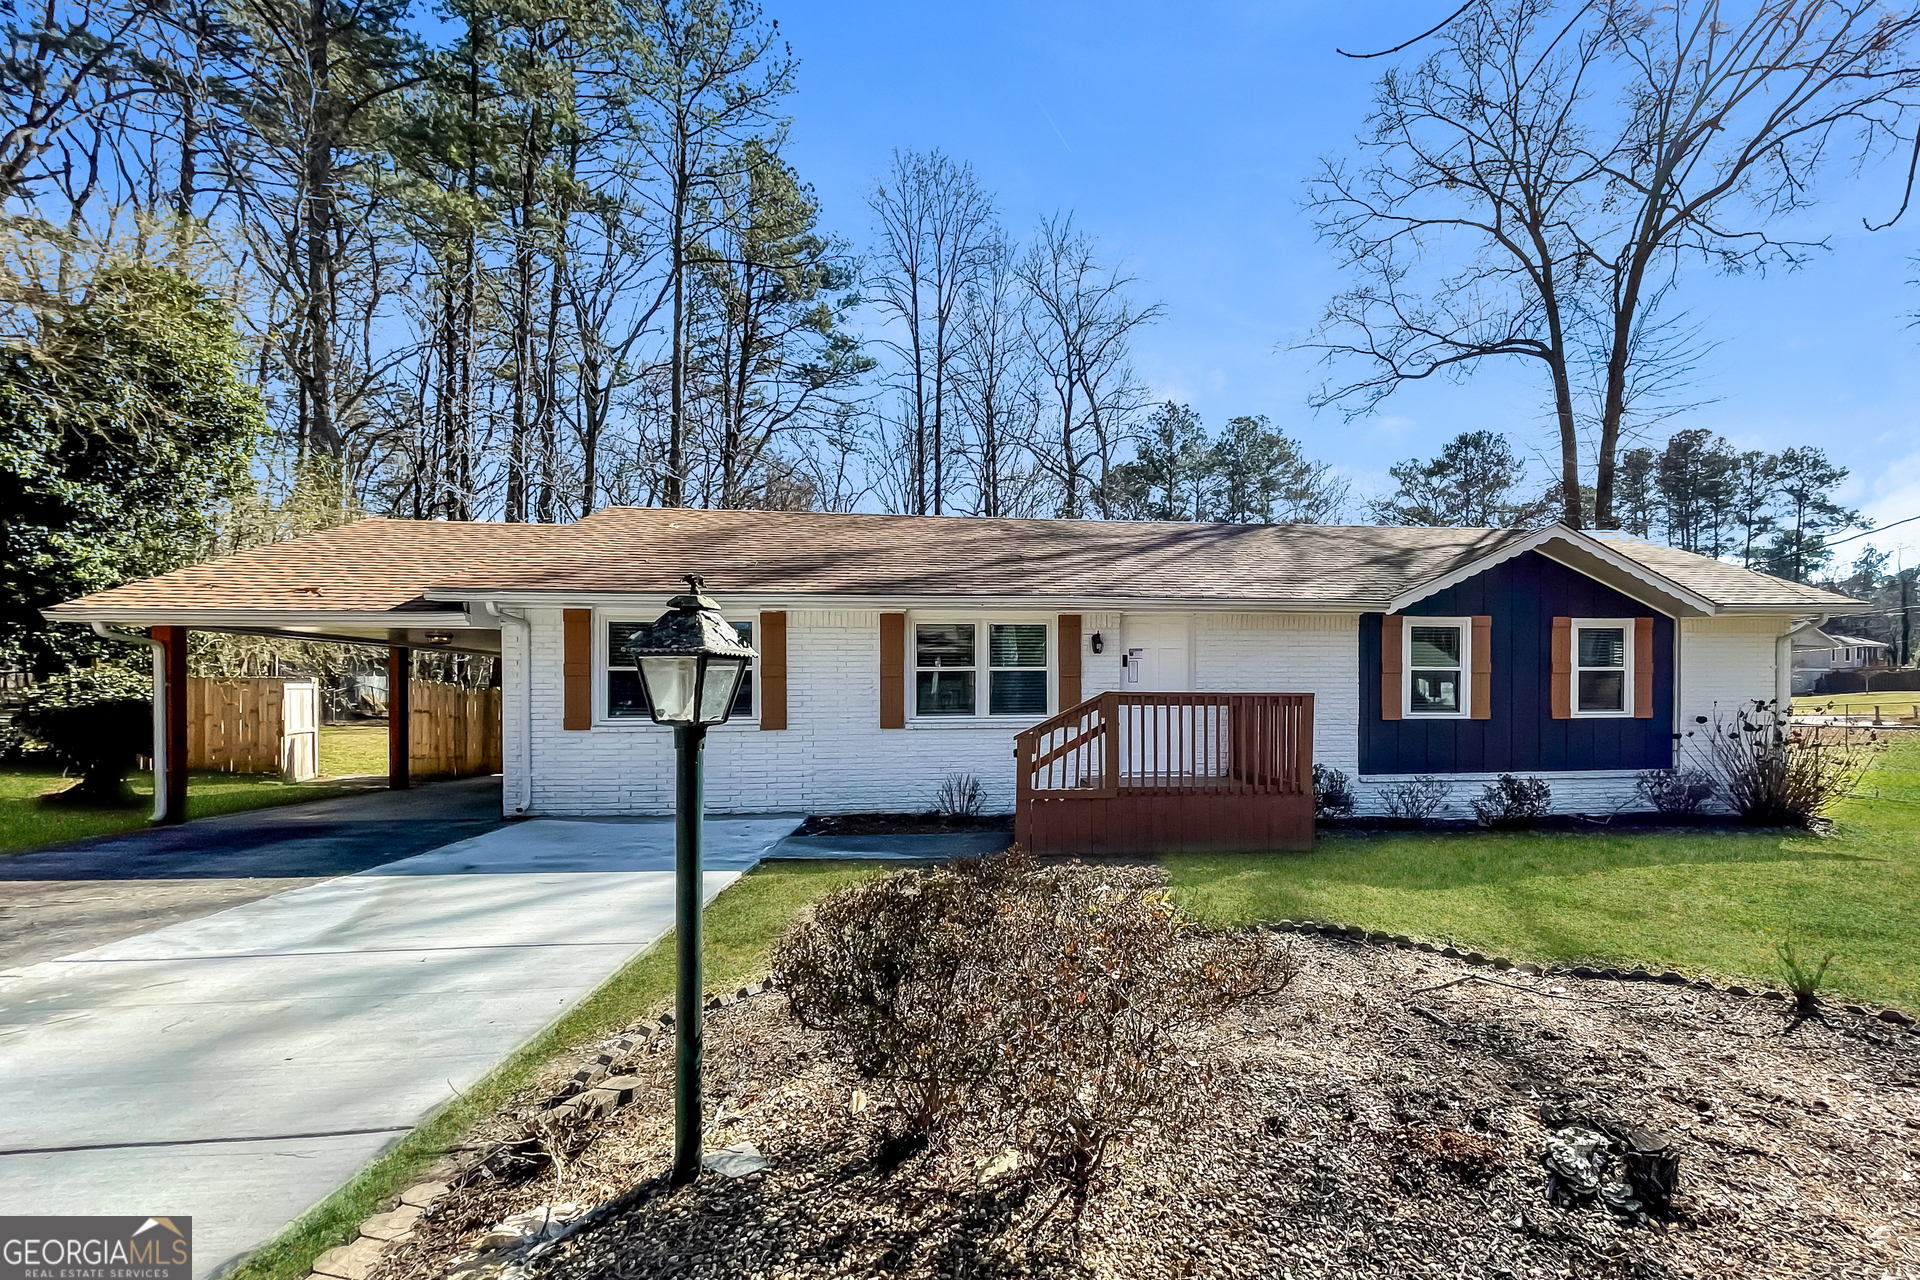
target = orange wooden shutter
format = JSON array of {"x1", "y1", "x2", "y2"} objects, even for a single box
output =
[
  {"x1": 1471, "y1": 615, "x2": 1492, "y2": 720},
  {"x1": 1381, "y1": 615, "x2": 1403, "y2": 721},
  {"x1": 1633, "y1": 617, "x2": 1655, "y2": 719},
  {"x1": 759, "y1": 611, "x2": 788, "y2": 730},
  {"x1": 879, "y1": 613, "x2": 905, "y2": 729},
  {"x1": 1057, "y1": 614, "x2": 1082, "y2": 709},
  {"x1": 562, "y1": 608, "x2": 592, "y2": 730},
  {"x1": 1550, "y1": 617, "x2": 1572, "y2": 720}
]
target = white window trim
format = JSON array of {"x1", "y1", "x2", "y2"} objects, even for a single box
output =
[
  {"x1": 593, "y1": 607, "x2": 759, "y2": 729},
  {"x1": 1570, "y1": 617, "x2": 1635, "y2": 719},
  {"x1": 1403, "y1": 615, "x2": 1472, "y2": 719},
  {"x1": 907, "y1": 612, "x2": 1054, "y2": 725}
]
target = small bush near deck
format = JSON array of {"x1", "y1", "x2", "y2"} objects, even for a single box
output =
[
  {"x1": 1312, "y1": 763, "x2": 1356, "y2": 819},
  {"x1": 1634, "y1": 766, "x2": 1717, "y2": 816},
  {"x1": 1469, "y1": 774, "x2": 1551, "y2": 826},
  {"x1": 1704, "y1": 701, "x2": 1875, "y2": 827},
  {"x1": 774, "y1": 850, "x2": 1297, "y2": 1199},
  {"x1": 1383, "y1": 774, "x2": 1451, "y2": 823},
  {"x1": 932, "y1": 772, "x2": 985, "y2": 819}
]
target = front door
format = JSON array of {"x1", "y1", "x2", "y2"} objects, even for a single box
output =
[{"x1": 1122, "y1": 614, "x2": 1191, "y2": 692}]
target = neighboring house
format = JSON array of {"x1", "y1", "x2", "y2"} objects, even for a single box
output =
[
  {"x1": 1791, "y1": 632, "x2": 1891, "y2": 696},
  {"x1": 45, "y1": 509, "x2": 1863, "y2": 824}
]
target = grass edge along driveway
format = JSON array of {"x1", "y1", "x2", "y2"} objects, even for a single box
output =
[
  {"x1": 226, "y1": 858, "x2": 885, "y2": 1280},
  {"x1": 1165, "y1": 736, "x2": 1920, "y2": 1014}
]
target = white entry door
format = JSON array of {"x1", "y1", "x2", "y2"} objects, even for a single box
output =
[{"x1": 1123, "y1": 614, "x2": 1192, "y2": 692}]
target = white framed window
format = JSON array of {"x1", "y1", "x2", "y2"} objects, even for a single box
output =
[
  {"x1": 912, "y1": 618, "x2": 1050, "y2": 720},
  {"x1": 1571, "y1": 618, "x2": 1632, "y2": 717},
  {"x1": 603, "y1": 616, "x2": 754, "y2": 722},
  {"x1": 1404, "y1": 616, "x2": 1471, "y2": 718}
]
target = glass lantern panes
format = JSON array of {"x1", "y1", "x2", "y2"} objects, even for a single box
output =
[
  {"x1": 988, "y1": 624, "x2": 1048, "y2": 715},
  {"x1": 1409, "y1": 624, "x2": 1463, "y2": 714},
  {"x1": 915, "y1": 623, "x2": 976, "y2": 715},
  {"x1": 1576, "y1": 625, "x2": 1626, "y2": 713}
]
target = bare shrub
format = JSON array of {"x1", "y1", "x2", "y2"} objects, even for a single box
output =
[
  {"x1": 1469, "y1": 774, "x2": 1551, "y2": 825},
  {"x1": 933, "y1": 772, "x2": 985, "y2": 819},
  {"x1": 1634, "y1": 766, "x2": 1717, "y2": 816},
  {"x1": 1702, "y1": 701, "x2": 1876, "y2": 827},
  {"x1": 1383, "y1": 774, "x2": 1451, "y2": 823},
  {"x1": 772, "y1": 851, "x2": 1298, "y2": 1208},
  {"x1": 1312, "y1": 763, "x2": 1356, "y2": 818}
]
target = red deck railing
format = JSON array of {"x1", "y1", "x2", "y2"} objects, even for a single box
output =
[{"x1": 1013, "y1": 692, "x2": 1314, "y2": 855}]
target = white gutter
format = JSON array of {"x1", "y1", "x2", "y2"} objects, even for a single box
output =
[
  {"x1": 485, "y1": 602, "x2": 535, "y2": 816},
  {"x1": 90, "y1": 622, "x2": 169, "y2": 824}
]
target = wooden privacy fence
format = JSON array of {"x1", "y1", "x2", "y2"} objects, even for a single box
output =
[
  {"x1": 409, "y1": 682, "x2": 502, "y2": 778},
  {"x1": 1014, "y1": 692, "x2": 1314, "y2": 856},
  {"x1": 188, "y1": 678, "x2": 320, "y2": 780}
]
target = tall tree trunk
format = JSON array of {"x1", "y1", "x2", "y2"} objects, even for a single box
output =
[{"x1": 304, "y1": 0, "x2": 340, "y2": 458}]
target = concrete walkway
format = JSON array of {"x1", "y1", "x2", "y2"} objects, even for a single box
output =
[{"x1": 0, "y1": 805, "x2": 802, "y2": 1279}]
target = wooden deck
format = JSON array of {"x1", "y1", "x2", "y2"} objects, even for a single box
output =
[{"x1": 1013, "y1": 692, "x2": 1314, "y2": 856}]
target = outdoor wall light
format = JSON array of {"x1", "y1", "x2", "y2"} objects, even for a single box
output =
[
  {"x1": 1090, "y1": 632, "x2": 1104, "y2": 654},
  {"x1": 623, "y1": 575, "x2": 758, "y2": 1186}
]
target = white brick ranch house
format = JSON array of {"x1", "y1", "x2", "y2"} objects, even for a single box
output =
[{"x1": 46, "y1": 508, "x2": 1863, "y2": 831}]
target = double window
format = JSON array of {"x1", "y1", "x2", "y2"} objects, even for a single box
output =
[
  {"x1": 606, "y1": 619, "x2": 754, "y2": 720},
  {"x1": 1403, "y1": 616, "x2": 1470, "y2": 718},
  {"x1": 1571, "y1": 619, "x2": 1631, "y2": 717},
  {"x1": 914, "y1": 621, "x2": 1048, "y2": 718}
]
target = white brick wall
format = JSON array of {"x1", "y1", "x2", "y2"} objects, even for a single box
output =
[
  {"x1": 509, "y1": 607, "x2": 1359, "y2": 817},
  {"x1": 504, "y1": 606, "x2": 1791, "y2": 819}
]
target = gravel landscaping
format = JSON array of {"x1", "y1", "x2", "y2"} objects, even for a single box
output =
[{"x1": 365, "y1": 927, "x2": 1918, "y2": 1280}]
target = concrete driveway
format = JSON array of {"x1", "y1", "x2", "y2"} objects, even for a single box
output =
[{"x1": 0, "y1": 791, "x2": 802, "y2": 1279}]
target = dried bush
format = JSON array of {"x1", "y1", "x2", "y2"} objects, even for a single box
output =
[
  {"x1": 773, "y1": 851, "x2": 1298, "y2": 1205},
  {"x1": 1383, "y1": 774, "x2": 1451, "y2": 823},
  {"x1": 933, "y1": 771, "x2": 985, "y2": 819},
  {"x1": 1470, "y1": 774, "x2": 1551, "y2": 825},
  {"x1": 1702, "y1": 701, "x2": 1876, "y2": 827},
  {"x1": 1312, "y1": 763, "x2": 1356, "y2": 819},
  {"x1": 1634, "y1": 766, "x2": 1717, "y2": 816},
  {"x1": 15, "y1": 667, "x2": 153, "y2": 806}
]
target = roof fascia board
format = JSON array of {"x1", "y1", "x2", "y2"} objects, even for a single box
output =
[
  {"x1": 1387, "y1": 525, "x2": 1718, "y2": 616},
  {"x1": 425, "y1": 589, "x2": 1386, "y2": 613},
  {"x1": 40, "y1": 607, "x2": 481, "y2": 630}
]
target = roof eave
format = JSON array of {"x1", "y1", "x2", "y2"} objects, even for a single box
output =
[{"x1": 425, "y1": 588, "x2": 1390, "y2": 613}]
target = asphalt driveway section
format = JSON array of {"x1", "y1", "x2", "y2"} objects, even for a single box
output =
[
  {"x1": 0, "y1": 777, "x2": 507, "y2": 971},
  {"x1": 0, "y1": 811, "x2": 803, "y2": 1280}
]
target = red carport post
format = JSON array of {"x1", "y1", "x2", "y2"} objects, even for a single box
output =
[
  {"x1": 153, "y1": 625, "x2": 188, "y2": 824},
  {"x1": 388, "y1": 645, "x2": 411, "y2": 790}
]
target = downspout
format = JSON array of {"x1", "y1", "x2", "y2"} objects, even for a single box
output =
[
  {"x1": 486, "y1": 601, "x2": 535, "y2": 815},
  {"x1": 91, "y1": 622, "x2": 169, "y2": 824}
]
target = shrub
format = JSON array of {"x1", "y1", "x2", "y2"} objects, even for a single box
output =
[
  {"x1": 1634, "y1": 766, "x2": 1717, "y2": 816},
  {"x1": 1312, "y1": 763, "x2": 1356, "y2": 819},
  {"x1": 1702, "y1": 701, "x2": 1875, "y2": 827},
  {"x1": 1775, "y1": 940, "x2": 1836, "y2": 1020},
  {"x1": 1470, "y1": 774, "x2": 1551, "y2": 825},
  {"x1": 933, "y1": 772, "x2": 985, "y2": 820},
  {"x1": 774, "y1": 851, "x2": 1298, "y2": 1204},
  {"x1": 15, "y1": 667, "x2": 153, "y2": 806},
  {"x1": 1383, "y1": 774, "x2": 1451, "y2": 823}
]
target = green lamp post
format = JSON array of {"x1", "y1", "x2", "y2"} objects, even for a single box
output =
[{"x1": 624, "y1": 574, "x2": 757, "y2": 1185}]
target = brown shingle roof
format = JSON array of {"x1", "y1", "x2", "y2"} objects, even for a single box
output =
[{"x1": 46, "y1": 508, "x2": 1859, "y2": 618}]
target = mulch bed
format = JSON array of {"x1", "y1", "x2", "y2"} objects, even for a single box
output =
[
  {"x1": 374, "y1": 936, "x2": 1919, "y2": 1280},
  {"x1": 793, "y1": 812, "x2": 1014, "y2": 837}
]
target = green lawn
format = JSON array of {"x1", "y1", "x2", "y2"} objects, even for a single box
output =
[
  {"x1": 319, "y1": 723, "x2": 390, "y2": 776},
  {"x1": 1165, "y1": 736, "x2": 1920, "y2": 1013},
  {"x1": 229, "y1": 858, "x2": 885, "y2": 1280}
]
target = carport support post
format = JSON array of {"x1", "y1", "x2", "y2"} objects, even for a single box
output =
[
  {"x1": 155, "y1": 625, "x2": 188, "y2": 824},
  {"x1": 388, "y1": 646, "x2": 411, "y2": 790},
  {"x1": 671, "y1": 722, "x2": 707, "y2": 1186}
]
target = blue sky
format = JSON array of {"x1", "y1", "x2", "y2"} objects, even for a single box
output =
[{"x1": 768, "y1": 0, "x2": 1920, "y2": 559}]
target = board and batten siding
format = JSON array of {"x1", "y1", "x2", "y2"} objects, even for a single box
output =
[
  {"x1": 1357, "y1": 550, "x2": 1676, "y2": 775},
  {"x1": 503, "y1": 605, "x2": 1361, "y2": 817}
]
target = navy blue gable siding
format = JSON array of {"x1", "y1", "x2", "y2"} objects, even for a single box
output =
[{"x1": 1358, "y1": 550, "x2": 1675, "y2": 775}]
